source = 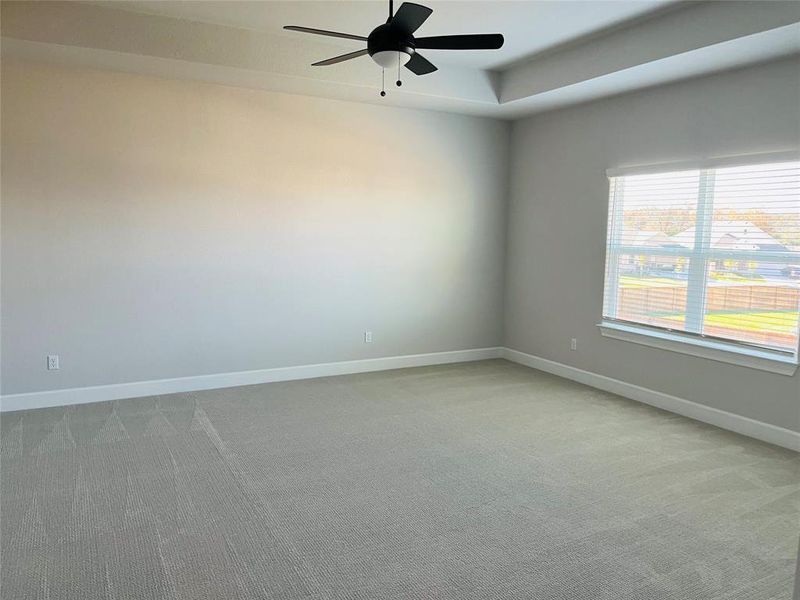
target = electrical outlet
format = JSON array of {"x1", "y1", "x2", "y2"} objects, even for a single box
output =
[
  {"x1": 364, "y1": 331, "x2": 373, "y2": 343},
  {"x1": 570, "y1": 338, "x2": 577, "y2": 351},
  {"x1": 47, "y1": 354, "x2": 60, "y2": 370}
]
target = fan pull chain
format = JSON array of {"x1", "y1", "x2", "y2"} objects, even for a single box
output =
[
  {"x1": 396, "y1": 52, "x2": 402, "y2": 87},
  {"x1": 380, "y1": 69, "x2": 386, "y2": 97}
]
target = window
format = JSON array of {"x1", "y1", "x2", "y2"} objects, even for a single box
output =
[{"x1": 600, "y1": 157, "x2": 800, "y2": 372}]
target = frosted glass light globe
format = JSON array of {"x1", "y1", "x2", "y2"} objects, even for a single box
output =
[{"x1": 371, "y1": 50, "x2": 411, "y2": 69}]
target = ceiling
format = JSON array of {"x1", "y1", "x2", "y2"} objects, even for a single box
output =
[
  {"x1": 3, "y1": 1, "x2": 800, "y2": 118},
  {"x1": 95, "y1": 0, "x2": 677, "y2": 70}
]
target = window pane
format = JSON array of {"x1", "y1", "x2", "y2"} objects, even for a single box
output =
[
  {"x1": 618, "y1": 170, "x2": 700, "y2": 247},
  {"x1": 704, "y1": 259, "x2": 800, "y2": 352},
  {"x1": 603, "y1": 160, "x2": 800, "y2": 357},
  {"x1": 710, "y1": 162, "x2": 800, "y2": 255},
  {"x1": 604, "y1": 253, "x2": 690, "y2": 331}
]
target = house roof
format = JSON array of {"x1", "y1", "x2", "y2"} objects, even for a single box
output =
[
  {"x1": 622, "y1": 230, "x2": 673, "y2": 246},
  {"x1": 669, "y1": 221, "x2": 785, "y2": 250}
]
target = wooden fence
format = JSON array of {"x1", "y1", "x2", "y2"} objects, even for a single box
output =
[
  {"x1": 616, "y1": 284, "x2": 799, "y2": 349},
  {"x1": 618, "y1": 284, "x2": 800, "y2": 316}
]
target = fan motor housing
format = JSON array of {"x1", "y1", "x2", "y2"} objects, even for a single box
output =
[{"x1": 367, "y1": 24, "x2": 414, "y2": 58}]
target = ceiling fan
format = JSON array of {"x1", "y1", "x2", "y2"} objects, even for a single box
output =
[{"x1": 284, "y1": 0, "x2": 504, "y2": 95}]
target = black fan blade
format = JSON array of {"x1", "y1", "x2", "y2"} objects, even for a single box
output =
[
  {"x1": 312, "y1": 49, "x2": 369, "y2": 66},
  {"x1": 414, "y1": 34, "x2": 504, "y2": 50},
  {"x1": 391, "y1": 3, "x2": 433, "y2": 34},
  {"x1": 284, "y1": 26, "x2": 367, "y2": 42},
  {"x1": 405, "y1": 52, "x2": 437, "y2": 75}
]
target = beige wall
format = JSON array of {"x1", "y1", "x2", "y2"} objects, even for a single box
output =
[
  {"x1": 505, "y1": 57, "x2": 800, "y2": 431},
  {"x1": 1, "y1": 60, "x2": 510, "y2": 394}
]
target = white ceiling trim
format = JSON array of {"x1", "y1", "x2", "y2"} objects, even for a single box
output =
[
  {"x1": 90, "y1": 0, "x2": 679, "y2": 71},
  {"x1": 1, "y1": 1, "x2": 799, "y2": 119},
  {"x1": 498, "y1": 23, "x2": 800, "y2": 119}
]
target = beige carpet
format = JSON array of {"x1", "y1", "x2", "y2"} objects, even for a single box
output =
[{"x1": 1, "y1": 359, "x2": 798, "y2": 599}]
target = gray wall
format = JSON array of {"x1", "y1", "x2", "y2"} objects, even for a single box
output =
[
  {"x1": 4, "y1": 55, "x2": 798, "y2": 433},
  {"x1": 505, "y1": 57, "x2": 800, "y2": 431},
  {"x1": 1, "y1": 59, "x2": 509, "y2": 394}
]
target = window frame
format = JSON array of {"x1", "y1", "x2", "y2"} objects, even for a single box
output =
[{"x1": 598, "y1": 152, "x2": 800, "y2": 375}]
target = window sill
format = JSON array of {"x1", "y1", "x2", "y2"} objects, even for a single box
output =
[{"x1": 597, "y1": 321, "x2": 798, "y2": 376}]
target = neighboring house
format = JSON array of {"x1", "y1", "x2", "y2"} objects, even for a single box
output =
[
  {"x1": 707, "y1": 222, "x2": 791, "y2": 277},
  {"x1": 621, "y1": 230, "x2": 687, "y2": 274},
  {"x1": 623, "y1": 222, "x2": 799, "y2": 279},
  {"x1": 669, "y1": 221, "x2": 783, "y2": 251}
]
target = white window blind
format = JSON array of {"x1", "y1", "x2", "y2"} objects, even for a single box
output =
[{"x1": 602, "y1": 159, "x2": 800, "y2": 360}]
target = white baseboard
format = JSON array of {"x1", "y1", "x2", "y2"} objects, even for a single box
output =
[
  {"x1": 4, "y1": 345, "x2": 796, "y2": 452},
  {"x1": 502, "y1": 347, "x2": 800, "y2": 452},
  {"x1": 0, "y1": 347, "x2": 503, "y2": 413}
]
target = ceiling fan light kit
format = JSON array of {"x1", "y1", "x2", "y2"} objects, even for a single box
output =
[
  {"x1": 371, "y1": 50, "x2": 411, "y2": 70},
  {"x1": 284, "y1": 0, "x2": 504, "y2": 96}
]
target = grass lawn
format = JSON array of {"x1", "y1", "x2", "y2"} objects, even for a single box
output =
[
  {"x1": 661, "y1": 311, "x2": 799, "y2": 334},
  {"x1": 619, "y1": 274, "x2": 771, "y2": 288},
  {"x1": 620, "y1": 276, "x2": 686, "y2": 288},
  {"x1": 708, "y1": 272, "x2": 765, "y2": 284}
]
